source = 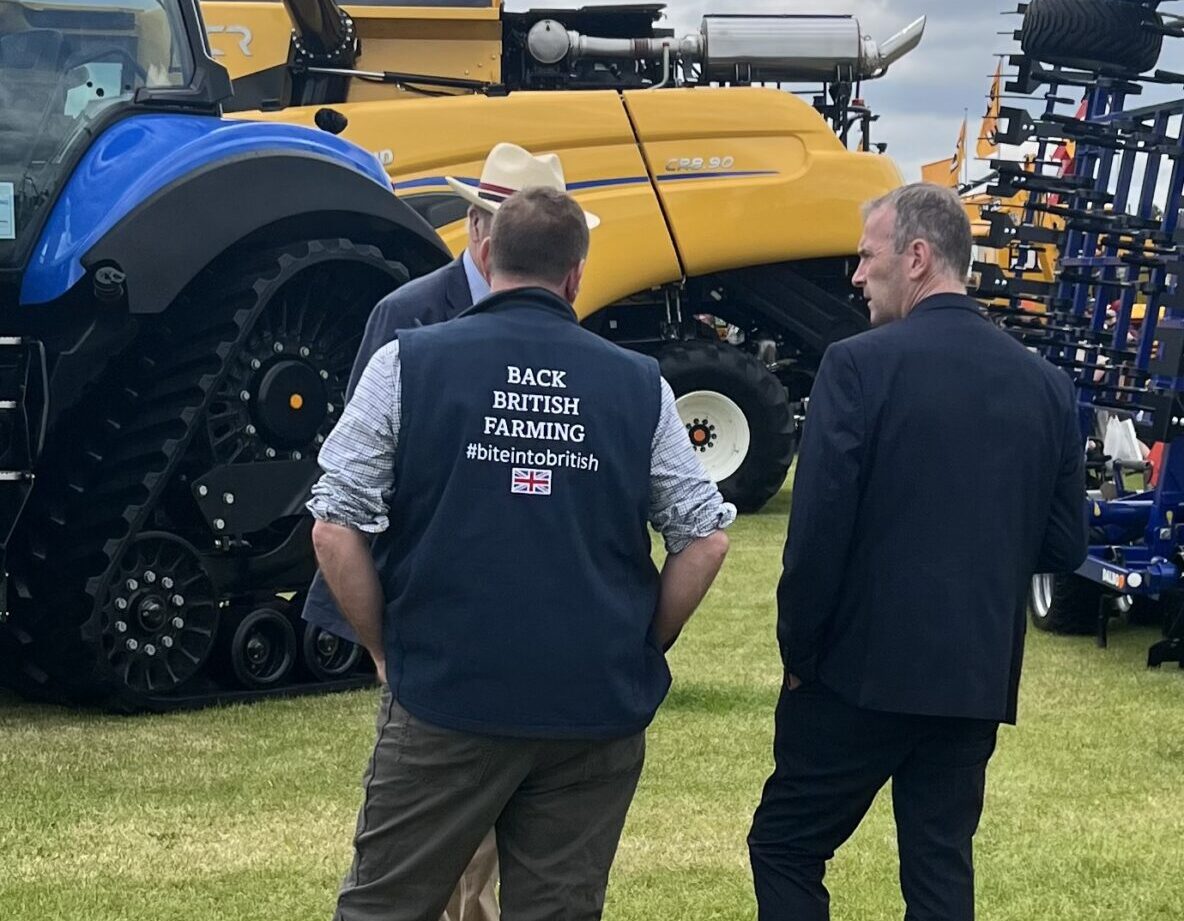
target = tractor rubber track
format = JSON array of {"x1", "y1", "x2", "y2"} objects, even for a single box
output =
[{"x1": 6, "y1": 241, "x2": 380, "y2": 710}]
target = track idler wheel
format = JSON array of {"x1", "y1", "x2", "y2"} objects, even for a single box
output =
[
  {"x1": 301, "y1": 623, "x2": 362, "y2": 682},
  {"x1": 225, "y1": 606, "x2": 297, "y2": 689},
  {"x1": 97, "y1": 532, "x2": 218, "y2": 696}
]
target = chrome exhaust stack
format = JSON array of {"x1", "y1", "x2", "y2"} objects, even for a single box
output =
[{"x1": 526, "y1": 14, "x2": 927, "y2": 84}]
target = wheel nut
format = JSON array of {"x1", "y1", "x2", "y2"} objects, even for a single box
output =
[
  {"x1": 171, "y1": 595, "x2": 185, "y2": 607},
  {"x1": 314, "y1": 434, "x2": 324, "y2": 444},
  {"x1": 299, "y1": 346, "x2": 311, "y2": 358},
  {"x1": 161, "y1": 636, "x2": 174, "y2": 649},
  {"x1": 144, "y1": 571, "x2": 156, "y2": 584},
  {"x1": 126, "y1": 638, "x2": 139, "y2": 651},
  {"x1": 223, "y1": 492, "x2": 235, "y2": 505},
  {"x1": 251, "y1": 358, "x2": 262, "y2": 370},
  {"x1": 171, "y1": 616, "x2": 185, "y2": 629},
  {"x1": 319, "y1": 370, "x2": 329, "y2": 380},
  {"x1": 245, "y1": 424, "x2": 257, "y2": 436},
  {"x1": 126, "y1": 578, "x2": 138, "y2": 592},
  {"x1": 240, "y1": 390, "x2": 251, "y2": 402},
  {"x1": 114, "y1": 598, "x2": 128, "y2": 611},
  {"x1": 161, "y1": 577, "x2": 174, "y2": 590},
  {"x1": 114, "y1": 620, "x2": 128, "y2": 633},
  {"x1": 327, "y1": 403, "x2": 336, "y2": 414},
  {"x1": 144, "y1": 644, "x2": 156, "y2": 657},
  {"x1": 265, "y1": 447, "x2": 276, "y2": 458},
  {"x1": 273, "y1": 342, "x2": 284, "y2": 353},
  {"x1": 292, "y1": 450, "x2": 302, "y2": 460},
  {"x1": 197, "y1": 485, "x2": 209, "y2": 497},
  {"x1": 213, "y1": 518, "x2": 225, "y2": 530}
]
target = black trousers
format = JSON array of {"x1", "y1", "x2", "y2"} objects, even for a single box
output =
[{"x1": 748, "y1": 681, "x2": 999, "y2": 921}]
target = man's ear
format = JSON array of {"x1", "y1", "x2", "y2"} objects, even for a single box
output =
[
  {"x1": 564, "y1": 260, "x2": 587, "y2": 303},
  {"x1": 908, "y1": 239, "x2": 931, "y2": 280},
  {"x1": 477, "y1": 237, "x2": 494, "y2": 284}
]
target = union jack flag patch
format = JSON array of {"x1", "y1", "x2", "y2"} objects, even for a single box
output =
[{"x1": 511, "y1": 467, "x2": 552, "y2": 496}]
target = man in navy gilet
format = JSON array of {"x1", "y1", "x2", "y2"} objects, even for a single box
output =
[
  {"x1": 309, "y1": 186, "x2": 734, "y2": 921},
  {"x1": 302, "y1": 143, "x2": 573, "y2": 921}
]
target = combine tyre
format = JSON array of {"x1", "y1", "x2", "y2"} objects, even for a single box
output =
[{"x1": 658, "y1": 341, "x2": 796, "y2": 513}]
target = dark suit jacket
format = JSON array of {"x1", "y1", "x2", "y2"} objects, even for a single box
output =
[
  {"x1": 779, "y1": 294, "x2": 1087, "y2": 724},
  {"x1": 303, "y1": 256, "x2": 472, "y2": 639}
]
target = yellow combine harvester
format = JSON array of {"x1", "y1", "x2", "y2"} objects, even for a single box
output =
[{"x1": 201, "y1": 0, "x2": 924, "y2": 510}]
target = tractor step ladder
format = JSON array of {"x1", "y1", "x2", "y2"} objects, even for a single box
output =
[{"x1": 0, "y1": 337, "x2": 48, "y2": 620}]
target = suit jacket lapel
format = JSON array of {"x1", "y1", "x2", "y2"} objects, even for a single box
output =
[{"x1": 444, "y1": 256, "x2": 473, "y2": 317}]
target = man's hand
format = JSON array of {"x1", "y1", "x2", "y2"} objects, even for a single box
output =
[
  {"x1": 785, "y1": 673, "x2": 802, "y2": 691},
  {"x1": 373, "y1": 656, "x2": 388, "y2": 687}
]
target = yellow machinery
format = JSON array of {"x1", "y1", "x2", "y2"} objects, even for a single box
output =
[
  {"x1": 966, "y1": 183, "x2": 1060, "y2": 312},
  {"x1": 198, "y1": 0, "x2": 924, "y2": 510}
]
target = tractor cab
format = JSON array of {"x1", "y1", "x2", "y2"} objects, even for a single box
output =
[{"x1": 0, "y1": 0, "x2": 228, "y2": 290}]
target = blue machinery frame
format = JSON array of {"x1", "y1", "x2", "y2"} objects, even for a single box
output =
[{"x1": 978, "y1": 32, "x2": 1184, "y2": 667}]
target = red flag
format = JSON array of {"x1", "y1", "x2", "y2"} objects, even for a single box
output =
[{"x1": 1049, "y1": 98, "x2": 1088, "y2": 205}]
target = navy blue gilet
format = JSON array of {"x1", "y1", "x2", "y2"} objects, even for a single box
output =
[{"x1": 382, "y1": 287, "x2": 667, "y2": 739}]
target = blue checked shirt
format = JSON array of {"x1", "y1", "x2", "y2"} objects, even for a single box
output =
[{"x1": 308, "y1": 341, "x2": 737, "y2": 553}]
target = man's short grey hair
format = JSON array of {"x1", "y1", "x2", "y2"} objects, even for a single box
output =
[
  {"x1": 863, "y1": 183, "x2": 973, "y2": 278},
  {"x1": 489, "y1": 187, "x2": 589, "y2": 286}
]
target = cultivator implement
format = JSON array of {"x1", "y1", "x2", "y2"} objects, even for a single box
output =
[{"x1": 974, "y1": 0, "x2": 1184, "y2": 664}]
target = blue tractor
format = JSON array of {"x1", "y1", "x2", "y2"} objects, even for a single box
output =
[{"x1": 0, "y1": 0, "x2": 449, "y2": 709}]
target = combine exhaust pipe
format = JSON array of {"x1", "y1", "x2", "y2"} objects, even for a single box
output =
[
  {"x1": 526, "y1": 13, "x2": 927, "y2": 84},
  {"x1": 878, "y1": 17, "x2": 927, "y2": 72}
]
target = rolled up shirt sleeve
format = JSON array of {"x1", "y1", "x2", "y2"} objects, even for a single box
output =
[
  {"x1": 306, "y1": 341, "x2": 402, "y2": 533},
  {"x1": 649, "y1": 378, "x2": 737, "y2": 553}
]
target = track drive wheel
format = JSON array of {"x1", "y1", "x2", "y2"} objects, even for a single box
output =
[
  {"x1": 1029, "y1": 572, "x2": 1103, "y2": 635},
  {"x1": 301, "y1": 623, "x2": 363, "y2": 682}
]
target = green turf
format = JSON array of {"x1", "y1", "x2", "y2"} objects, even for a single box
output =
[{"x1": 2, "y1": 485, "x2": 1182, "y2": 920}]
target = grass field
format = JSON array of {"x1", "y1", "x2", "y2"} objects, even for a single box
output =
[{"x1": 2, "y1": 486, "x2": 1182, "y2": 920}]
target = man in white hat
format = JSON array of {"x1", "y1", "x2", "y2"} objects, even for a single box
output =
[
  {"x1": 303, "y1": 142, "x2": 590, "y2": 921},
  {"x1": 446, "y1": 142, "x2": 598, "y2": 229}
]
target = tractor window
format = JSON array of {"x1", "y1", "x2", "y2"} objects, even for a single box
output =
[
  {"x1": 0, "y1": 0, "x2": 194, "y2": 270},
  {"x1": 0, "y1": 0, "x2": 194, "y2": 94}
]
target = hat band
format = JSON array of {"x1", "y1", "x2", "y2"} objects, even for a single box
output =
[{"x1": 477, "y1": 180, "x2": 517, "y2": 203}]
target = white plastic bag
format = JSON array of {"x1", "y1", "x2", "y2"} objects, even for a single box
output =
[{"x1": 1102, "y1": 414, "x2": 1143, "y2": 465}]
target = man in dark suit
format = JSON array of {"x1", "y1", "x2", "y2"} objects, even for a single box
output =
[
  {"x1": 748, "y1": 183, "x2": 1088, "y2": 921},
  {"x1": 302, "y1": 198, "x2": 490, "y2": 640}
]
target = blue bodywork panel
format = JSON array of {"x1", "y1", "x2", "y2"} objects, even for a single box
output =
[{"x1": 20, "y1": 114, "x2": 391, "y2": 306}]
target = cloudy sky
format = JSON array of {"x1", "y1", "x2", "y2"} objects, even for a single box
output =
[{"x1": 507, "y1": 1, "x2": 1184, "y2": 190}]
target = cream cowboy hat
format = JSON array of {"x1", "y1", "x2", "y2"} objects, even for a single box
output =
[{"x1": 445, "y1": 142, "x2": 600, "y2": 230}]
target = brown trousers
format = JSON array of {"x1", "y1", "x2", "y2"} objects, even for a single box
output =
[{"x1": 334, "y1": 691, "x2": 645, "y2": 921}]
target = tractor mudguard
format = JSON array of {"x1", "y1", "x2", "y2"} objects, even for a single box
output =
[{"x1": 19, "y1": 113, "x2": 449, "y2": 312}]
